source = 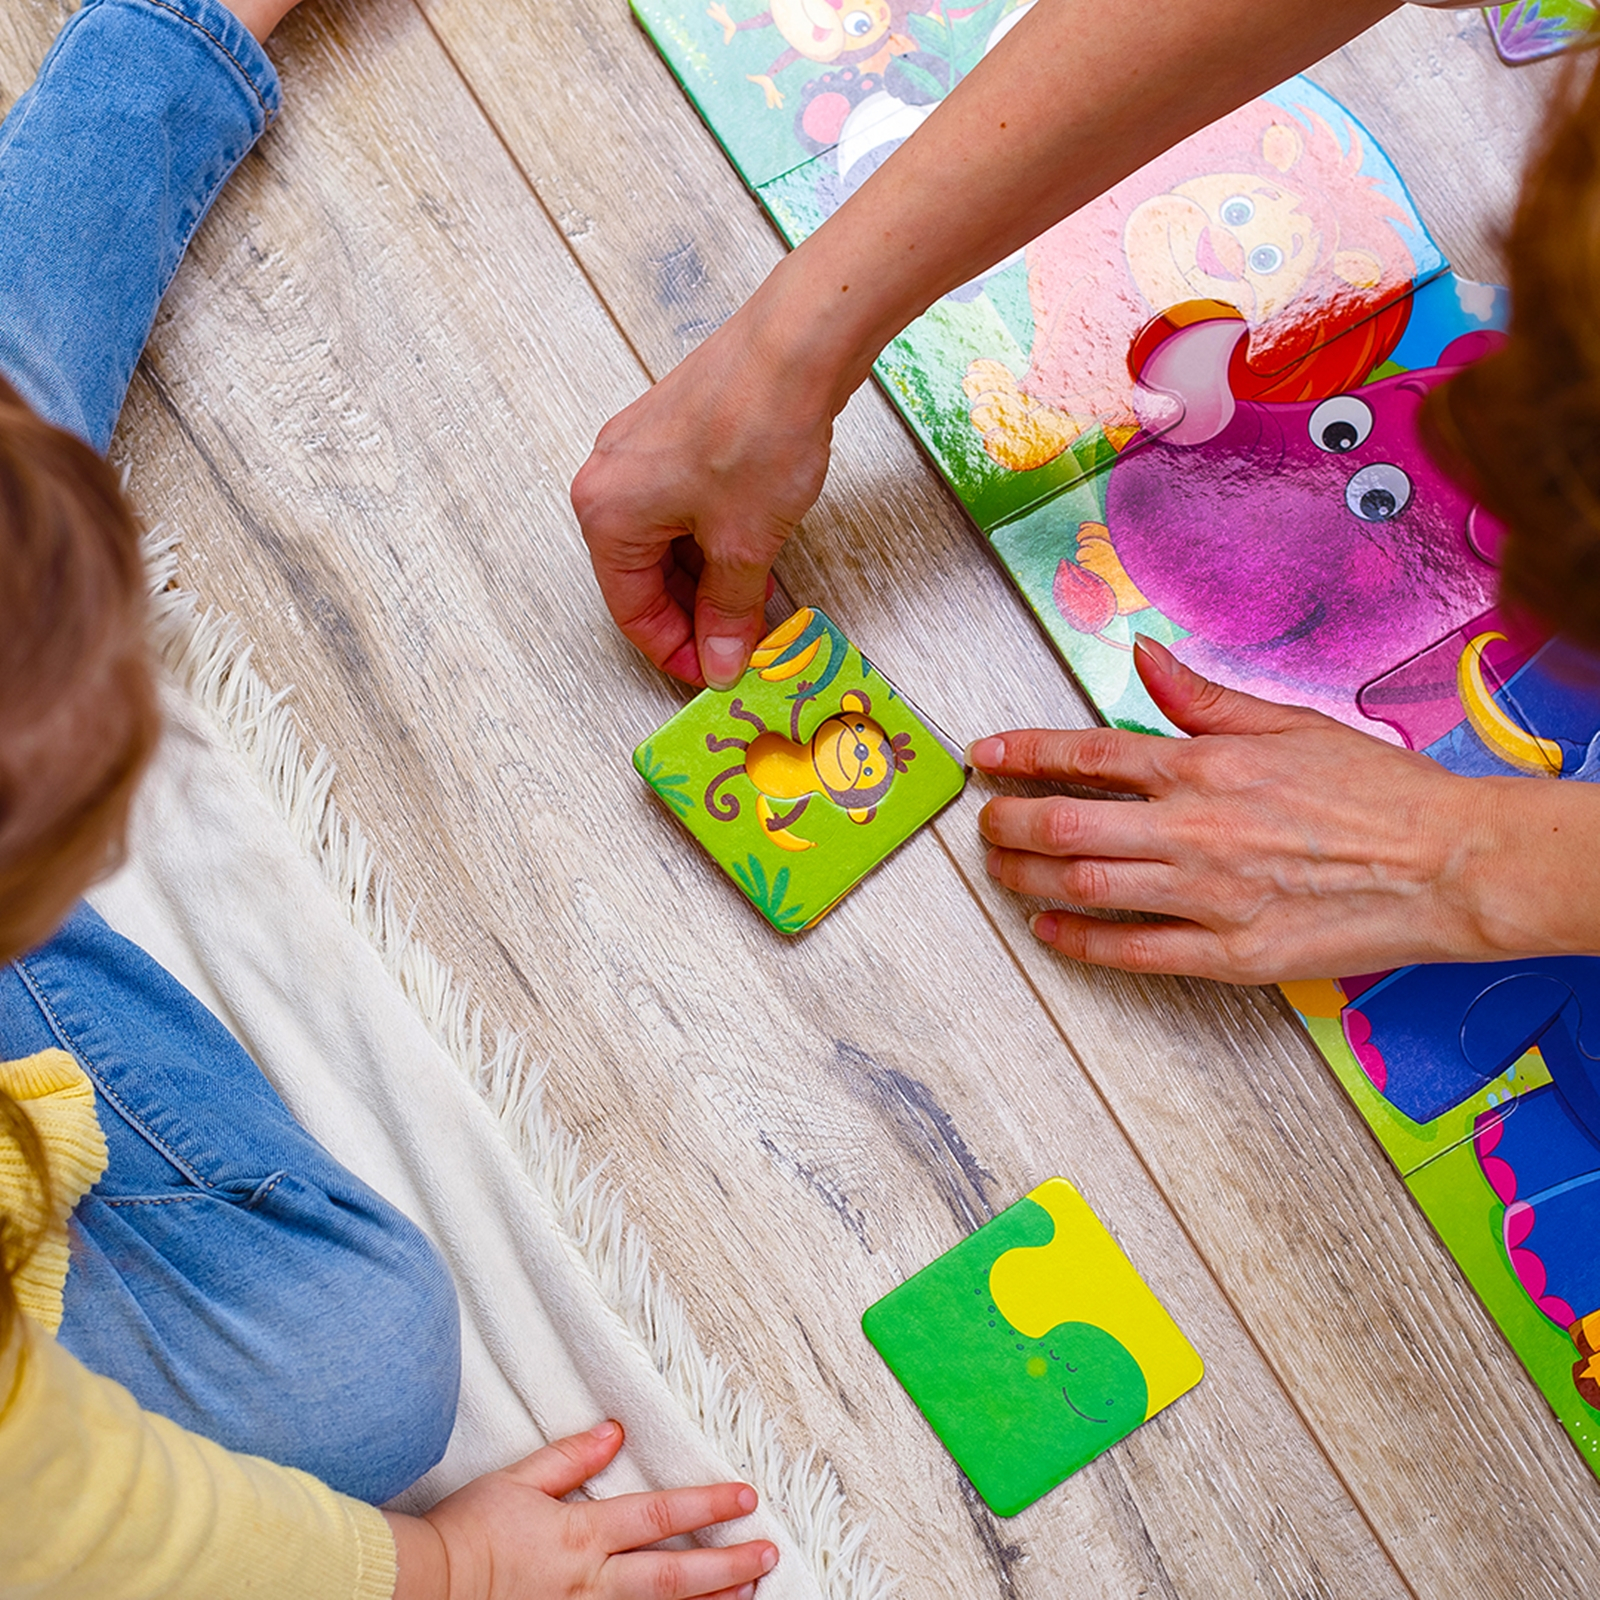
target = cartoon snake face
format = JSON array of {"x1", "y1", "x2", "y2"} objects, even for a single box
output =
[
  {"x1": 811, "y1": 693, "x2": 897, "y2": 809},
  {"x1": 771, "y1": 0, "x2": 891, "y2": 62}
]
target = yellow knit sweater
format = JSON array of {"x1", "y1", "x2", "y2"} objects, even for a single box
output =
[{"x1": 0, "y1": 1050, "x2": 398, "y2": 1600}]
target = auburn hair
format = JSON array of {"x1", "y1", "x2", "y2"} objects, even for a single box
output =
[
  {"x1": 0, "y1": 375, "x2": 159, "y2": 961},
  {"x1": 1425, "y1": 41, "x2": 1600, "y2": 653},
  {"x1": 0, "y1": 378, "x2": 157, "y2": 1344}
]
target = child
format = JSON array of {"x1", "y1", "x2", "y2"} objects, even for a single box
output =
[
  {"x1": 0, "y1": 3, "x2": 778, "y2": 1597},
  {"x1": 572, "y1": 0, "x2": 1600, "y2": 987}
]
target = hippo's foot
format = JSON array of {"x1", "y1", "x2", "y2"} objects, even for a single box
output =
[
  {"x1": 964, "y1": 359, "x2": 1082, "y2": 471},
  {"x1": 708, "y1": 2, "x2": 736, "y2": 44},
  {"x1": 1075, "y1": 523, "x2": 1150, "y2": 615}
]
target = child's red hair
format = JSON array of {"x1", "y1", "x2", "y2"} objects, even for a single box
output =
[{"x1": 0, "y1": 376, "x2": 158, "y2": 962}]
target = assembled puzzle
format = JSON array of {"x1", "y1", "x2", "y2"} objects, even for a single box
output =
[
  {"x1": 635, "y1": 606, "x2": 966, "y2": 931},
  {"x1": 636, "y1": 0, "x2": 1600, "y2": 1475},
  {"x1": 863, "y1": 1177, "x2": 1204, "y2": 1514}
]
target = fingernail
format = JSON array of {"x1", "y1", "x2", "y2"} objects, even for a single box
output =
[
  {"x1": 1133, "y1": 635, "x2": 1176, "y2": 672},
  {"x1": 702, "y1": 635, "x2": 747, "y2": 689},
  {"x1": 737, "y1": 1586, "x2": 756, "y2": 1600},
  {"x1": 737, "y1": 1486, "x2": 757, "y2": 1514},
  {"x1": 1030, "y1": 912, "x2": 1059, "y2": 942},
  {"x1": 591, "y1": 1420, "x2": 620, "y2": 1440},
  {"x1": 985, "y1": 846, "x2": 1002, "y2": 877},
  {"x1": 967, "y1": 736, "x2": 1004, "y2": 770},
  {"x1": 761, "y1": 1546, "x2": 780, "y2": 1572}
]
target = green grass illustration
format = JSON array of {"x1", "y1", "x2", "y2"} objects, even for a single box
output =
[
  {"x1": 732, "y1": 854, "x2": 808, "y2": 933},
  {"x1": 637, "y1": 744, "x2": 694, "y2": 818}
]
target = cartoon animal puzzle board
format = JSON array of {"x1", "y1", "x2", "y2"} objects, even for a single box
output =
[
  {"x1": 863, "y1": 1177, "x2": 1203, "y2": 1514},
  {"x1": 634, "y1": 0, "x2": 1600, "y2": 1474},
  {"x1": 634, "y1": 607, "x2": 966, "y2": 931}
]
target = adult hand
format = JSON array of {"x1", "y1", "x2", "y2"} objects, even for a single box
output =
[
  {"x1": 972, "y1": 636, "x2": 1598, "y2": 985},
  {"x1": 384, "y1": 1421, "x2": 778, "y2": 1600},
  {"x1": 570, "y1": 269, "x2": 838, "y2": 690}
]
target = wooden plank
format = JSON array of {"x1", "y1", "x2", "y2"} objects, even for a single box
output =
[
  {"x1": 0, "y1": 1, "x2": 1410, "y2": 1594},
  {"x1": 407, "y1": 0, "x2": 1600, "y2": 1593}
]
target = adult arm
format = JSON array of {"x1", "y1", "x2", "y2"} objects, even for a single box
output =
[{"x1": 570, "y1": 0, "x2": 1400, "y2": 687}]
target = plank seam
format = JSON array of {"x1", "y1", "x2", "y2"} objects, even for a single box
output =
[
  {"x1": 406, "y1": 0, "x2": 656, "y2": 389},
  {"x1": 137, "y1": 523, "x2": 893, "y2": 1600}
]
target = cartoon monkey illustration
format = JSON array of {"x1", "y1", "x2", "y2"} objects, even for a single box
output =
[
  {"x1": 707, "y1": 0, "x2": 914, "y2": 108},
  {"x1": 704, "y1": 690, "x2": 915, "y2": 850}
]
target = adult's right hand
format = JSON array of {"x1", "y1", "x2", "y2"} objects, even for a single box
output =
[{"x1": 570, "y1": 269, "x2": 839, "y2": 690}]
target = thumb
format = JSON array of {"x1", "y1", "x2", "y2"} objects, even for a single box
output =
[
  {"x1": 1134, "y1": 635, "x2": 1327, "y2": 737},
  {"x1": 693, "y1": 536, "x2": 777, "y2": 690}
]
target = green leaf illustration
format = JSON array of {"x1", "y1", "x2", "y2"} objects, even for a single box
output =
[
  {"x1": 638, "y1": 744, "x2": 694, "y2": 818},
  {"x1": 731, "y1": 853, "x2": 809, "y2": 933}
]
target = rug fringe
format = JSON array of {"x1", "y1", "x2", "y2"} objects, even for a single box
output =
[{"x1": 141, "y1": 533, "x2": 892, "y2": 1600}]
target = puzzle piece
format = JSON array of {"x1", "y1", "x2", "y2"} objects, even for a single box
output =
[
  {"x1": 861, "y1": 1178, "x2": 1202, "y2": 1515},
  {"x1": 632, "y1": 0, "x2": 1016, "y2": 190},
  {"x1": 1408, "y1": 1139, "x2": 1600, "y2": 1472},
  {"x1": 634, "y1": 607, "x2": 965, "y2": 932},
  {"x1": 758, "y1": 72, "x2": 1446, "y2": 532},
  {"x1": 984, "y1": 275, "x2": 1509, "y2": 737},
  {"x1": 1284, "y1": 944, "x2": 1600, "y2": 1464},
  {"x1": 1484, "y1": 0, "x2": 1597, "y2": 66},
  {"x1": 639, "y1": 3, "x2": 1600, "y2": 1474}
]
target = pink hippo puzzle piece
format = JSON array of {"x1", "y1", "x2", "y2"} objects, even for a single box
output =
[{"x1": 1094, "y1": 309, "x2": 1513, "y2": 740}]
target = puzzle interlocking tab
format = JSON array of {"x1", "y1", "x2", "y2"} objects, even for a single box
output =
[{"x1": 863, "y1": 1178, "x2": 1203, "y2": 1515}]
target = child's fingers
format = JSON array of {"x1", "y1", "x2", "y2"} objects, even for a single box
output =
[
  {"x1": 587, "y1": 1480, "x2": 759, "y2": 1550},
  {"x1": 500, "y1": 1421, "x2": 627, "y2": 1499},
  {"x1": 606, "y1": 1538, "x2": 778, "y2": 1599}
]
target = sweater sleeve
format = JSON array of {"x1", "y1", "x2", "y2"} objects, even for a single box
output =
[
  {"x1": 0, "y1": 1315, "x2": 398, "y2": 1600},
  {"x1": 0, "y1": 1050, "x2": 108, "y2": 1334}
]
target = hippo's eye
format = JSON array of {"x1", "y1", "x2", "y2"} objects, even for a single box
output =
[
  {"x1": 1219, "y1": 194, "x2": 1254, "y2": 227},
  {"x1": 1309, "y1": 395, "x2": 1373, "y2": 453},
  {"x1": 1346, "y1": 462, "x2": 1412, "y2": 522},
  {"x1": 1248, "y1": 243, "x2": 1284, "y2": 274},
  {"x1": 844, "y1": 9, "x2": 873, "y2": 34}
]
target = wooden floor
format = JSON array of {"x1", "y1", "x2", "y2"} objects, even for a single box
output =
[{"x1": 5, "y1": 1, "x2": 1597, "y2": 1594}]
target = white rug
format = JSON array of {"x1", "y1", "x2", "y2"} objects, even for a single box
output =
[{"x1": 86, "y1": 544, "x2": 886, "y2": 1600}]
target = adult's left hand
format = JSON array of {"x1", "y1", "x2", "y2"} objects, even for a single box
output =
[{"x1": 972, "y1": 636, "x2": 1589, "y2": 984}]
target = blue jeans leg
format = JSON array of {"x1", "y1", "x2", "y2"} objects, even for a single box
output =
[{"x1": 0, "y1": 903, "x2": 461, "y2": 1504}]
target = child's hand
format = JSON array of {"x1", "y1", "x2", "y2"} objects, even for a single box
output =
[
  {"x1": 384, "y1": 1421, "x2": 778, "y2": 1600},
  {"x1": 222, "y1": 1, "x2": 305, "y2": 42},
  {"x1": 972, "y1": 635, "x2": 1586, "y2": 986}
]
